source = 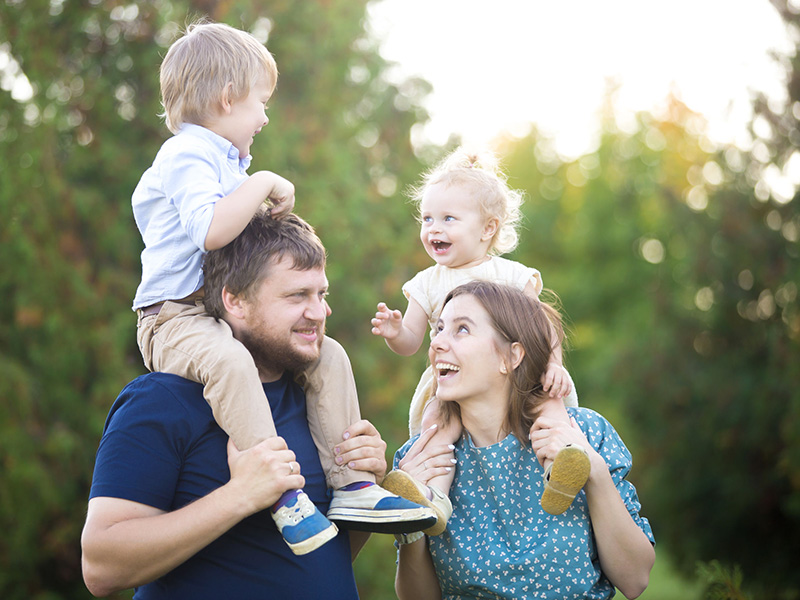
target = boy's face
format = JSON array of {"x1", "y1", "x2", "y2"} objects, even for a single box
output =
[{"x1": 225, "y1": 74, "x2": 273, "y2": 158}]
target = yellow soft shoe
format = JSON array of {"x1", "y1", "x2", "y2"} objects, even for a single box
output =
[
  {"x1": 541, "y1": 444, "x2": 591, "y2": 515},
  {"x1": 381, "y1": 469, "x2": 452, "y2": 536}
]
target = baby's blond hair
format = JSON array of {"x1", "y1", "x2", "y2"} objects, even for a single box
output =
[
  {"x1": 159, "y1": 21, "x2": 278, "y2": 134},
  {"x1": 410, "y1": 147, "x2": 524, "y2": 255}
]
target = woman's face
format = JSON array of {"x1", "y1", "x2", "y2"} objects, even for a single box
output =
[{"x1": 429, "y1": 294, "x2": 510, "y2": 405}]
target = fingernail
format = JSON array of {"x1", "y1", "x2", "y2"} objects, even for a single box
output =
[
  {"x1": 450, "y1": 458, "x2": 457, "y2": 464},
  {"x1": 335, "y1": 456, "x2": 343, "y2": 464},
  {"x1": 334, "y1": 446, "x2": 340, "y2": 454},
  {"x1": 448, "y1": 444, "x2": 455, "y2": 450},
  {"x1": 445, "y1": 467, "x2": 452, "y2": 472},
  {"x1": 348, "y1": 462, "x2": 355, "y2": 468},
  {"x1": 343, "y1": 431, "x2": 350, "y2": 440}
]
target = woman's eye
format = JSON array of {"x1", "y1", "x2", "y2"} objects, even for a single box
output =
[{"x1": 457, "y1": 325, "x2": 469, "y2": 334}]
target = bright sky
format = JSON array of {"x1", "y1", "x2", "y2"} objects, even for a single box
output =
[{"x1": 368, "y1": 0, "x2": 794, "y2": 158}]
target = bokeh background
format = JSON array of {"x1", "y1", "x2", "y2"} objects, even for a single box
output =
[{"x1": 1, "y1": 1, "x2": 798, "y2": 598}]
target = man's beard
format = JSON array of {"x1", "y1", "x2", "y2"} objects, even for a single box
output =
[{"x1": 238, "y1": 320, "x2": 325, "y2": 376}]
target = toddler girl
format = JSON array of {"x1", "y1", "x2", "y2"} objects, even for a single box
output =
[{"x1": 373, "y1": 147, "x2": 585, "y2": 532}]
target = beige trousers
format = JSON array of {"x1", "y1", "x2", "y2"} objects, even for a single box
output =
[{"x1": 136, "y1": 299, "x2": 369, "y2": 489}]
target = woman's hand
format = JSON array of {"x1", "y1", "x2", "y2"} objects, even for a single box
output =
[
  {"x1": 397, "y1": 425, "x2": 457, "y2": 486},
  {"x1": 529, "y1": 416, "x2": 605, "y2": 474}
]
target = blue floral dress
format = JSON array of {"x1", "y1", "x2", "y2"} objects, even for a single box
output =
[{"x1": 394, "y1": 407, "x2": 655, "y2": 599}]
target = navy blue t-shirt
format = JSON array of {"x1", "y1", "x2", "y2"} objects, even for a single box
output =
[{"x1": 90, "y1": 372, "x2": 359, "y2": 599}]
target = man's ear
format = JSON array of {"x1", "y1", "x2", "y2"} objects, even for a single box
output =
[
  {"x1": 481, "y1": 217, "x2": 499, "y2": 242},
  {"x1": 221, "y1": 286, "x2": 246, "y2": 320}
]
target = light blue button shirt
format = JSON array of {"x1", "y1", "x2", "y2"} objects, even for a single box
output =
[{"x1": 132, "y1": 124, "x2": 251, "y2": 310}]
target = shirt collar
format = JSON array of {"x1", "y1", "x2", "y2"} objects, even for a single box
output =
[{"x1": 178, "y1": 123, "x2": 252, "y2": 171}]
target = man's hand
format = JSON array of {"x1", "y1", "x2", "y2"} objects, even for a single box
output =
[
  {"x1": 371, "y1": 302, "x2": 403, "y2": 340},
  {"x1": 226, "y1": 436, "x2": 304, "y2": 513},
  {"x1": 334, "y1": 420, "x2": 388, "y2": 484}
]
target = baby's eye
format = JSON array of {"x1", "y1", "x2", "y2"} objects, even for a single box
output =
[
  {"x1": 422, "y1": 216, "x2": 433, "y2": 223},
  {"x1": 444, "y1": 215, "x2": 456, "y2": 222}
]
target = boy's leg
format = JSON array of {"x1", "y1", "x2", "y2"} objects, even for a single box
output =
[
  {"x1": 142, "y1": 301, "x2": 337, "y2": 553},
  {"x1": 145, "y1": 301, "x2": 276, "y2": 449},
  {"x1": 300, "y1": 336, "x2": 366, "y2": 489},
  {"x1": 301, "y1": 337, "x2": 438, "y2": 534}
]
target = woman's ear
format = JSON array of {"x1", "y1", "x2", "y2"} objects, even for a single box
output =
[
  {"x1": 509, "y1": 341, "x2": 525, "y2": 371},
  {"x1": 221, "y1": 286, "x2": 246, "y2": 320},
  {"x1": 481, "y1": 217, "x2": 499, "y2": 242}
]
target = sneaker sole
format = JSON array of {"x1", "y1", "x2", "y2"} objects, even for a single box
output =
[
  {"x1": 327, "y1": 506, "x2": 437, "y2": 533},
  {"x1": 287, "y1": 521, "x2": 339, "y2": 556},
  {"x1": 381, "y1": 470, "x2": 449, "y2": 536},
  {"x1": 541, "y1": 445, "x2": 591, "y2": 515}
]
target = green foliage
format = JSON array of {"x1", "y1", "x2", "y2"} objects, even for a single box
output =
[{"x1": 697, "y1": 561, "x2": 749, "y2": 600}]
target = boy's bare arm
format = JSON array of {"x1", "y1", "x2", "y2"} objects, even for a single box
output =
[{"x1": 204, "y1": 171, "x2": 295, "y2": 250}]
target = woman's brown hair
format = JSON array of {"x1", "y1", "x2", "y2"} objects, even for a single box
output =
[{"x1": 437, "y1": 280, "x2": 565, "y2": 444}]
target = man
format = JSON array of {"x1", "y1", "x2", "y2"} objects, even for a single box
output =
[{"x1": 81, "y1": 212, "x2": 434, "y2": 598}]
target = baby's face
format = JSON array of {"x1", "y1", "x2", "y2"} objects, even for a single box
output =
[{"x1": 419, "y1": 182, "x2": 493, "y2": 269}]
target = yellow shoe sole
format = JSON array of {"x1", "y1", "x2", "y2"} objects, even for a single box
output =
[
  {"x1": 541, "y1": 445, "x2": 591, "y2": 515},
  {"x1": 382, "y1": 469, "x2": 451, "y2": 536}
]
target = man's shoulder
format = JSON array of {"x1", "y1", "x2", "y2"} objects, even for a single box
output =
[{"x1": 113, "y1": 373, "x2": 207, "y2": 419}]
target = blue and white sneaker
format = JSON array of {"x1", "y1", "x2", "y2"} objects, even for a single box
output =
[
  {"x1": 271, "y1": 490, "x2": 338, "y2": 555},
  {"x1": 326, "y1": 481, "x2": 437, "y2": 534}
]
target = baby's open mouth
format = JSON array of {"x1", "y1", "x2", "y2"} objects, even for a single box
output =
[{"x1": 431, "y1": 240, "x2": 451, "y2": 253}]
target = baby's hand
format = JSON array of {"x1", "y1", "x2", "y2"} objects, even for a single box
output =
[
  {"x1": 265, "y1": 172, "x2": 295, "y2": 219},
  {"x1": 541, "y1": 362, "x2": 572, "y2": 398},
  {"x1": 371, "y1": 302, "x2": 403, "y2": 339}
]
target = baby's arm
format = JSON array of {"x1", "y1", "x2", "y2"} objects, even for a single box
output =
[
  {"x1": 204, "y1": 171, "x2": 295, "y2": 250},
  {"x1": 371, "y1": 297, "x2": 429, "y2": 356},
  {"x1": 524, "y1": 280, "x2": 573, "y2": 399}
]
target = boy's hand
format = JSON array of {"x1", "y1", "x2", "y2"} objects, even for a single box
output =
[
  {"x1": 541, "y1": 362, "x2": 572, "y2": 398},
  {"x1": 265, "y1": 172, "x2": 295, "y2": 219},
  {"x1": 371, "y1": 302, "x2": 403, "y2": 339}
]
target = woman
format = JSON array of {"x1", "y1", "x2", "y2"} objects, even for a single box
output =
[{"x1": 389, "y1": 281, "x2": 655, "y2": 599}]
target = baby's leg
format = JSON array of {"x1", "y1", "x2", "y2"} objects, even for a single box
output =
[
  {"x1": 420, "y1": 397, "x2": 461, "y2": 497},
  {"x1": 537, "y1": 397, "x2": 590, "y2": 515},
  {"x1": 146, "y1": 302, "x2": 275, "y2": 449}
]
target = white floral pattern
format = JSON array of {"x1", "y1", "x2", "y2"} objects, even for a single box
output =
[{"x1": 394, "y1": 407, "x2": 655, "y2": 599}]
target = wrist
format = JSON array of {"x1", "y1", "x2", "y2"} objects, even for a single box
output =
[{"x1": 395, "y1": 530, "x2": 425, "y2": 545}]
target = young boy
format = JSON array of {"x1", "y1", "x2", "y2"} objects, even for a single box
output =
[{"x1": 131, "y1": 21, "x2": 434, "y2": 556}]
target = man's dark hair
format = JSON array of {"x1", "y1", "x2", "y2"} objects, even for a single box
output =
[{"x1": 203, "y1": 211, "x2": 327, "y2": 319}]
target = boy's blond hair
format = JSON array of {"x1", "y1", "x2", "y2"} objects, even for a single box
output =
[
  {"x1": 160, "y1": 21, "x2": 278, "y2": 134},
  {"x1": 410, "y1": 146, "x2": 524, "y2": 256}
]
